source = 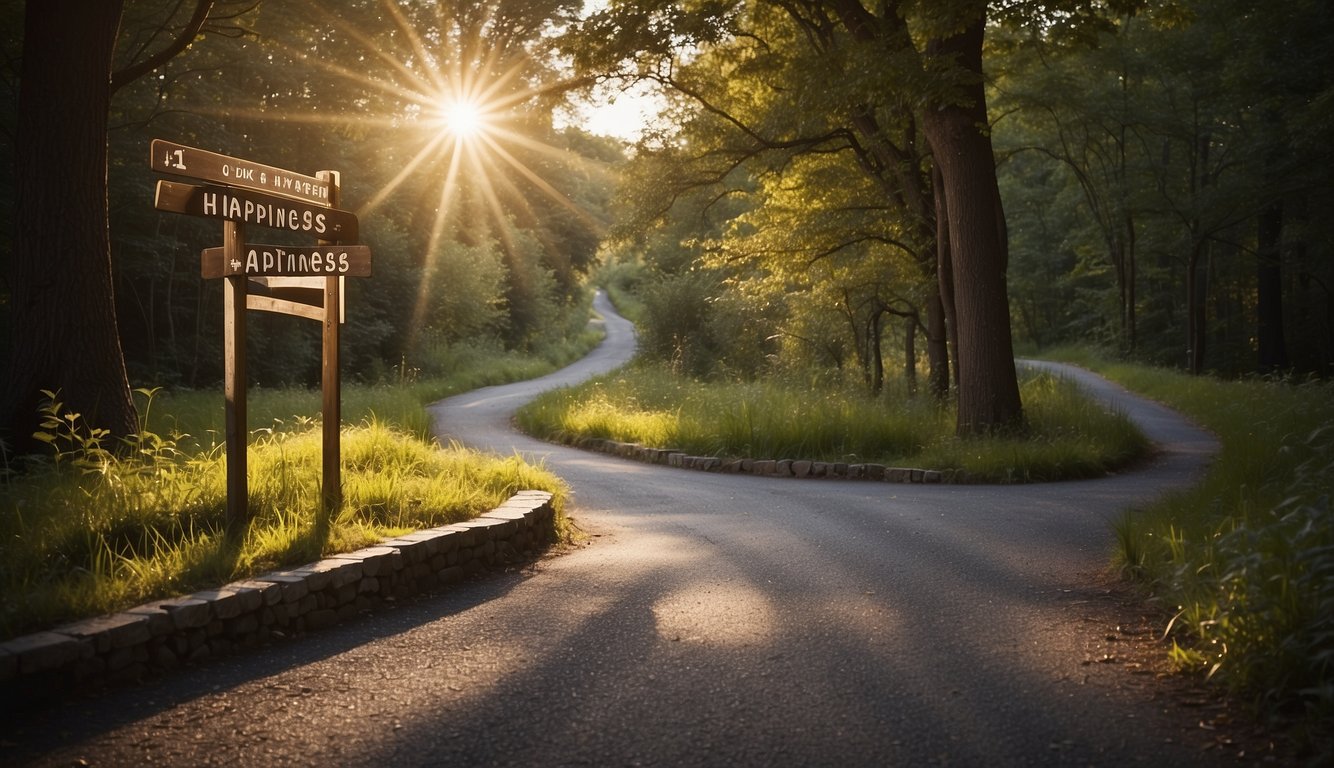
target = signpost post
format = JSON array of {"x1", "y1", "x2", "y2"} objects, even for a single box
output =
[
  {"x1": 151, "y1": 140, "x2": 371, "y2": 536},
  {"x1": 317, "y1": 170, "x2": 342, "y2": 519},
  {"x1": 223, "y1": 219, "x2": 247, "y2": 536}
]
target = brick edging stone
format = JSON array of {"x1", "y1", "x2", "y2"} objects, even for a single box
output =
[
  {"x1": 0, "y1": 490, "x2": 557, "y2": 706},
  {"x1": 570, "y1": 437, "x2": 948, "y2": 483}
]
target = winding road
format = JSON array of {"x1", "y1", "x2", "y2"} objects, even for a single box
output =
[{"x1": 5, "y1": 292, "x2": 1241, "y2": 767}]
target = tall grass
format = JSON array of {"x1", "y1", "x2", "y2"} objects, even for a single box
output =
[
  {"x1": 1065, "y1": 357, "x2": 1334, "y2": 729},
  {"x1": 0, "y1": 391, "x2": 566, "y2": 640},
  {"x1": 0, "y1": 326, "x2": 606, "y2": 642},
  {"x1": 516, "y1": 362, "x2": 1148, "y2": 483},
  {"x1": 147, "y1": 331, "x2": 605, "y2": 447}
]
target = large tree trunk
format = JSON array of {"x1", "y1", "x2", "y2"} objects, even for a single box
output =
[
  {"x1": 1, "y1": 1, "x2": 137, "y2": 451},
  {"x1": 920, "y1": 15, "x2": 1023, "y2": 435},
  {"x1": 933, "y1": 164, "x2": 960, "y2": 395}
]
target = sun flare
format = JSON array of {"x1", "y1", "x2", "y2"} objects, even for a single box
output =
[
  {"x1": 439, "y1": 97, "x2": 488, "y2": 139},
  {"x1": 212, "y1": 2, "x2": 613, "y2": 355}
]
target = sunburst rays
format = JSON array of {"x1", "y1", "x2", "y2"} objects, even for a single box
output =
[{"x1": 198, "y1": 0, "x2": 616, "y2": 349}]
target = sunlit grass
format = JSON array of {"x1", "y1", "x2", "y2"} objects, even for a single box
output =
[
  {"x1": 0, "y1": 328, "x2": 605, "y2": 642},
  {"x1": 0, "y1": 406, "x2": 566, "y2": 641},
  {"x1": 143, "y1": 330, "x2": 604, "y2": 447},
  {"x1": 516, "y1": 361, "x2": 1148, "y2": 482}
]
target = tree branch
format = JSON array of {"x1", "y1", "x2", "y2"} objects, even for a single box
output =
[{"x1": 111, "y1": 0, "x2": 213, "y2": 94}]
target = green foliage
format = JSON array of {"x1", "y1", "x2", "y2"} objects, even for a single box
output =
[
  {"x1": 23, "y1": 1, "x2": 627, "y2": 393},
  {"x1": 595, "y1": 255, "x2": 650, "y2": 325},
  {"x1": 993, "y1": 1, "x2": 1334, "y2": 374},
  {"x1": 517, "y1": 362, "x2": 1147, "y2": 482},
  {"x1": 0, "y1": 327, "x2": 601, "y2": 641}
]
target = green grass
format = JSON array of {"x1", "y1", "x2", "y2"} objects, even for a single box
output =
[
  {"x1": 1044, "y1": 350, "x2": 1334, "y2": 731},
  {"x1": 516, "y1": 361, "x2": 1149, "y2": 483},
  {"x1": 0, "y1": 328, "x2": 605, "y2": 643},
  {"x1": 146, "y1": 331, "x2": 606, "y2": 447},
  {"x1": 0, "y1": 391, "x2": 567, "y2": 641}
]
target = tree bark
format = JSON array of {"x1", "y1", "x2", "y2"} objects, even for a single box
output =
[
  {"x1": 1125, "y1": 210, "x2": 1137, "y2": 350},
  {"x1": 868, "y1": 306, "x2": 885, "y2": 397},
  {"x1": 2, "y1": 0, "x2": 137, "y2": 451},
  {"x1": 1186, "y1": 239, "x2": 1207, "y2": 374},
  {"x1": 919, "y1": 15, "x2": 1023, "y2": 435},
  {"x1": 933, "y1": 164, "x2": 960, "y2": 395}
]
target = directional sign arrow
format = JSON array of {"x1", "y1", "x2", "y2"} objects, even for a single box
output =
[
  {"x1": 154, "y1": 180, "x2": 358, "y2": 242},
  {"x1": 201, "y1": 244, "x2": 372, "y2": 279}
]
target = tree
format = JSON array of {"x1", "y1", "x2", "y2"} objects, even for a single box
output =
[
  {"x1": 992, "y1": 14, "x2": 1149, "y2": 352},
  {"x1": 992, "y1": 0, "x2": 1334, "y2": 375},
  {"x1": 2, "y1": 0, "x2": 216, "y2": 452},
  {"x1": 705, "y1": 151, "x2": 930, "y2": 393},
  {"x1": 239, "y1": 0, "x2": 604, "y2": 355},
  {"x1": 903, "y1": 5, "x2": 1023, "y2": 433},
  {"x1": 569, "y1": 0, "x2": 1024, "y2": 433}
]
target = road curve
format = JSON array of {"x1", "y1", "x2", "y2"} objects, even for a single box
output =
[{"x1": 4, "y1": 292, "x2": 1238, "y2": 767}]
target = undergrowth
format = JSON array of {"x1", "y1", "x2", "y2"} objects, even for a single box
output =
[{"x1": 1049, "y1": 350, "x2": 1334, "y2": 753}]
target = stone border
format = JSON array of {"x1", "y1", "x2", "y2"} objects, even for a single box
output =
[
  {"x1": 571, "y1": 437, "x2": 947, "y2": 483},
  {"x1": 0, "y1": 491, "x2": 556, "y2": 706}
]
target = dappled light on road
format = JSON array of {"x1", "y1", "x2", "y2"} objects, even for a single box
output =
[{"x1": 653, "y1": 582, "x2": 778, "y2": 647}]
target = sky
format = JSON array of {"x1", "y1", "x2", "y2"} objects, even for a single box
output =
[{"x1": 566, "y1": 79, "x2": 668, "y2": 143}]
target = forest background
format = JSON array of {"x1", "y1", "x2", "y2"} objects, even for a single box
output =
[
  {"x1": 0, "y1": 0, "x2": 624, "y2": 410},
  {"x1": 1, "y1": 0, "x2": 1329, "y2": 425}
]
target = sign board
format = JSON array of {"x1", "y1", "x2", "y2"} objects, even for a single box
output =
[
  {"x1": 155, "y1": 180, "x2": 359, "y2": 242},
  {"x1": 151, "y1": 139, "x2": 332, "y2": 206},
  {"x1": 151, "y1": 139, "x2": 368, "y2": 534},
  {"x1": 201, "y1": 244, "x2": 372, "y2": 278}
]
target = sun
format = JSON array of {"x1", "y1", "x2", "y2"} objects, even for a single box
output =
[
  {"x1": 221, "y1": 5, "x2": 610, "y2": 352},
  {"x1": 438, "y1": 97, "x2": 489, "y2": 140}
]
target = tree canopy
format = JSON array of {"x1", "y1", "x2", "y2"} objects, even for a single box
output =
[
  {"x1": 574, "y1": 0, "x2": 1332, "y2": 399},
  {"x1": 1, "y1": 0, "x2": 624, "y2": 452},
  {"x1": 2, "y1": 0, "x2": 1329, "y2": 452}
]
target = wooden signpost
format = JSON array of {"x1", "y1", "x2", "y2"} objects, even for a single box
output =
[
  {"x1": 152, "y1": 139, "x2": 333, "y2": 205},
  {"x1": 151, "y1": 139, "x2": 372, "y2": 536}
]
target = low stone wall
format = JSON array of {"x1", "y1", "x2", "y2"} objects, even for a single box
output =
[
  {"x1": 0, "y1": 490, "x2": 556, "y2": 706},
  {"x1": 574, "y1": 437, "x2": 946, "y2": 483}
]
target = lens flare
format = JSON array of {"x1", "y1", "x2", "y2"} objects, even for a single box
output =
[{"x1": 440, "y1": 98, "x2": 487, "y2": 139}]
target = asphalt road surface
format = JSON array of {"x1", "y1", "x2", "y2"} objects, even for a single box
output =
[{"x1": 6, "y1": 292, "x2": 1250, "y2": 767}]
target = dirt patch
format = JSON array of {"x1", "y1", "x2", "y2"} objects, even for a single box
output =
[{"x1": 1072, "y1": 571, "x2": 1321, "y2": 766}]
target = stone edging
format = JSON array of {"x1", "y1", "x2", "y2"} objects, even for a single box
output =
[
  {"x1": 0, "y1": 490, "x2": 556, "y2": 707},
  {"x1": 570, "y1": 437, "x2": 947, "y2": 483}
]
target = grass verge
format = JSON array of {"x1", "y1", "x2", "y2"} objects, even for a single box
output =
[
  {"x1": 0, "y1": 328, "x2": 604, "y2": 643},
  {"x1": 1039, "y1": 349, "x2": 1334, "y2": 738},
  {"x1": 515, "y1": 361, "x2": 1149, "y2": 483},
  {"x1": 0, "y1": 392, "x2": 566, "y2": 641},
  {"x1": 145, "y1": 330, "x2": 606, "y2": 447}
]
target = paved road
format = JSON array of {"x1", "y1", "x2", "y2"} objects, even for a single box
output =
[{"x1": 5, "y1": 292, "x2": 1237, "y2": 767}]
